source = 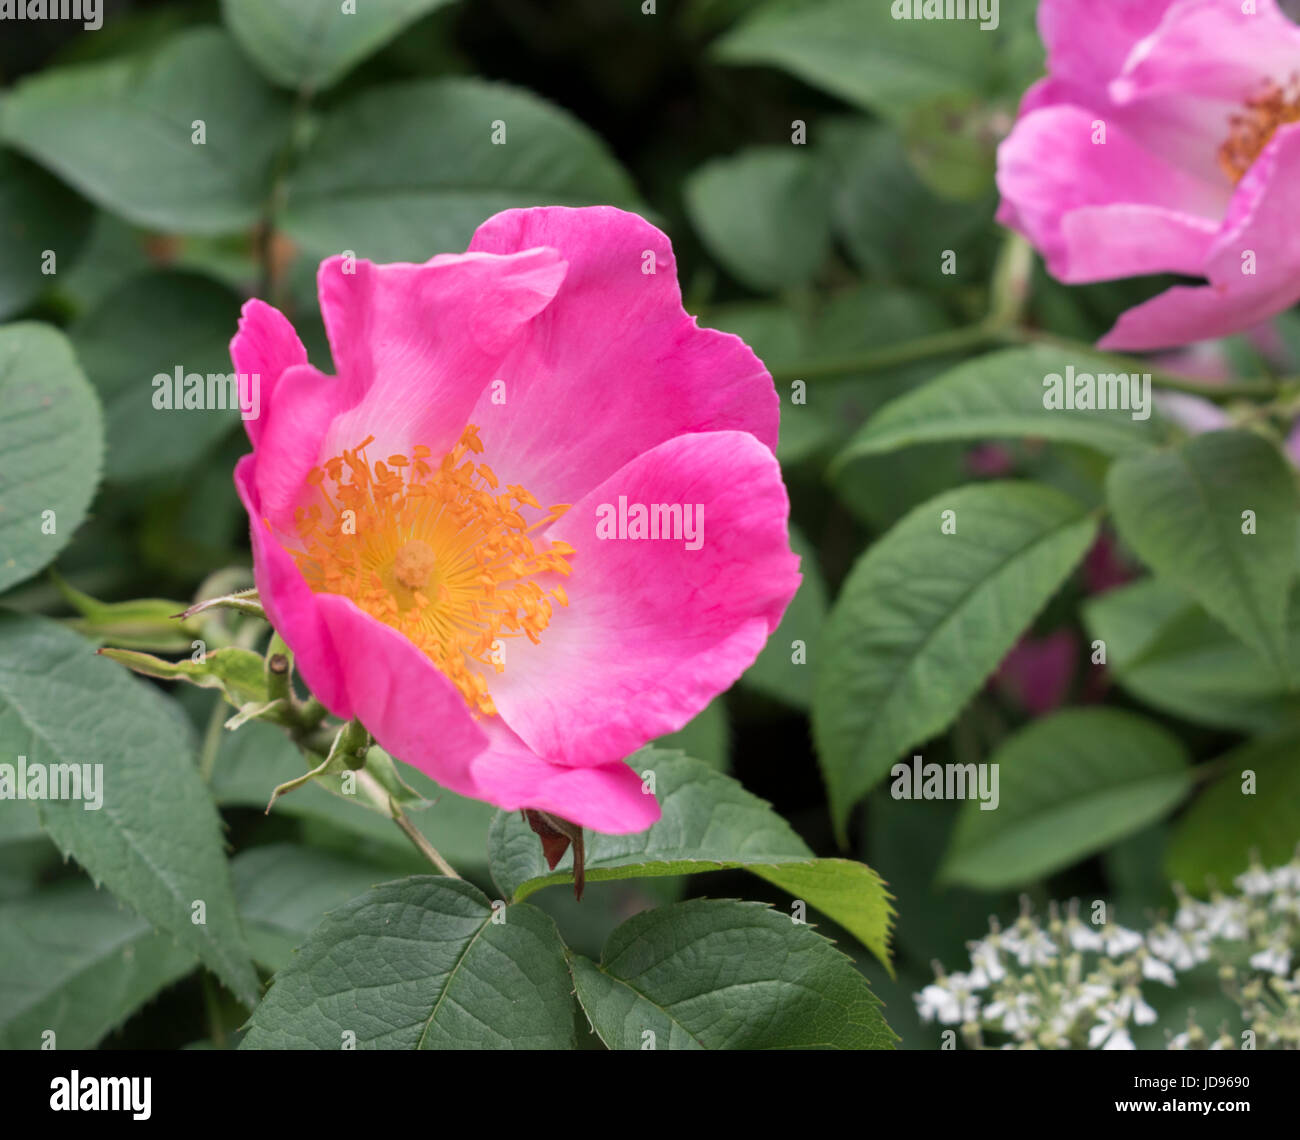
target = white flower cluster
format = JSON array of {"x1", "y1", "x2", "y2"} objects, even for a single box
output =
[{"x1": 915, "y1": 851, "x2": 1300, "y2": 1050}]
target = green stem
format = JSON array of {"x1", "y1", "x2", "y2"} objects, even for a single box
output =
[
  {"x1": 769, "y1": 317, "x2": 1288, "y2": 404},
  {"x1": 257, "y1": 84, "x2": 313, "y2": 306},
  {"x1": 198, "y1": 695, "x2": 225, "y2": 784},
  {"x1": 768, "y1": 320, "x2": 1009, "y2": 384},
  {"x1": 357, "y1": 768, "x2": 461, "y2": 879},
  {"x1": 1011, "y1": 328, "x2": 1284, "y2": 401},
  {"x1": 202, "y1": 974, "x2": 227, "y2": 1048}
]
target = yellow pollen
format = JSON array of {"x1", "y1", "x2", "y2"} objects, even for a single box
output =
[
  {"x1": 1219, "y1": 78, "x2": 1300, "y2": 185},
  {"x1": 282, "y1": 425, "x2": 572, "y2": 717}
]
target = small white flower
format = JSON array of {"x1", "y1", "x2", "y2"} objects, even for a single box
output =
[
  {"x1": 1066, "y1": 919, "x2": 1103, "y2": 952},
  {"x1": 968, "y1": 938, "x2": 1006, "y2": 984},
  {"x1": 1201, "y1": 899, "x2": 1248, "y2": 941},
  {"x1": 1088, "y1": 999, "x2": 1135, "y2": 1049},
  {"x1": 915, "y1": 975, "x2": 981, "y2": 1025},
  {"x1": 1270, "y1": 862, "x2": 1300, "y2": 891},
  {"x1": 1132, "y1": 993, "x2": 1158, "y2": 1026},
  {"x1": 1249, "y1": 944, "x2": 1292, "y2": 977},
  {"x1": 1103, "y1": 1028, "x2": 1136, "y2": 1050},
  {"x1": 984, "y1": 992, "x2": 1037, "y2": 1036},
  {"x1": 1141, "y1": 953, "x2": 1177, "y2": 987},
  {"x1": 1004, "y1": 925, "x2": 1056, "y2": 967},
  {"x1": 1101, "y1": 925, "x2": 1143, "y2": 957},
  {"x1": 1147, "y1": 924, "x2": 1207, "y2": 971},
  {"x1": 1235, "y1": 866, "x2": 1274, "y2": 896}
]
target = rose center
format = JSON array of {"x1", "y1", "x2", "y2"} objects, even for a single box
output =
[
  {"x1": 284, "y1": 424, "x2": 572, "y2": 717},
  {"x1": 1218, "y1": 79, "x2": 1300, "y2": 184},
  {"x1": 393, "y1": 538, "x2": 437, "y2": 591}
]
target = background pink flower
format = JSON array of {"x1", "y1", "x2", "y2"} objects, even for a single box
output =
[
  {"x1": 997, "y1": 0, "x2": 1300, "y2": 350},
  {"x1": 231, "y1": 206, "x2": 800, "y2": 834}
]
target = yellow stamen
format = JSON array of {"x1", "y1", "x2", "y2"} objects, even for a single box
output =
[
  {"x1": 1219, "y1": 78, "x2": 1300, "y2": 185},
  {"x1": 282, "y1": 425, "x2": 572, "y2": 717}
]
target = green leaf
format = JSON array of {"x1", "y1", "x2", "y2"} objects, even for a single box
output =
[
  {"x1": 654, "y1": 696, "x2": 729, "y2": 771},
  {"x1": 0, "y1": 323, "x2": 103, "y2": 594},
  {"x1": 0, "y1": 149, "x2": 93, "y2": 320},
  {"x1": 714, "y1": 0, "x2": 987, "y2": 120},
  {"x1": 489, "y1": 748, "x2": 893, "y2": 971},
  {"x1": 282, "y1": 78, "x2": 640, "y2": 262},
  {"x1": 70, "y1": 271, "x2": 246, "y2": 483},
  {"x1": 813, "y1": 481, "x2": 1099, "y2": 841},
  {"x1": 1166, "y1": 732, "x2": 1300, "y2": 893},
  {"x1": 834, "y1": 346, "x2": 1161, "y2": 473},
  {"x1": 822, "y1": 118, "x2": 991, "y2": 290},
  {"x1": 902, "y1": 94, "x2": 996, "y2": 202},
  {"x1": 2, "y1": 28, "x2": 290, "y2": 233},
  {"x1": 0, "y1": 797, "x2": 43, "y2": 845},
  {"x1": 704, "y1": 283, "x2": 953, "y2": 467},
  {"x1": 0, "y1": 837, "x2": 57, "y2": 902},
  {"x1": 741, "y1": 522, "x2": 827, "y2": 709},
  {"x1": 231, "y1": 844, "x2": 397, "y2": 973},
  {"x1": 939, "y1": 709, "x2": 1193, "y2": 889},
  {"x1": 58, "y1": 214, "x2": 154, "y2": 314},
  {"x1": 1106, "y1": 429, "x2": 1298, "y2": 676},
  {"x1": 222, "y1": 0, "x2": 458, "y2": 91},
  {"x1": 241, "y1": 877, "x2": 574, "y2": 1049},
  {"x1": 833, "y1": 440, "x2": 971, "y2": 533},
  {"x1": 0, "y1": 880, "x2": 196, "y2": 1049},
  {"x1": 1083, "y1": 577, "x2": 1300, "y2": 733},
  {"x1": 683, "y1": 147, "x2": 830, "y2": 292},
  {"x1": 0, "y1": 612, "x2": 260, "y2": 1006},
  {"x1": 98, "y1": 646, "x2": 269, "y2": 708},
  {"x1": 569, "y1": 898, "x2": 895, "y2": 1049}
]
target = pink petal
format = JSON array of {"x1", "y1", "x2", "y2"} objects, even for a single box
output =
[
  {"x1": 487, "y1": 430, "x2": 800, "y2": 767},
  {"x1": 1114, "y1": 0, "x2": 1300, "y2": 106},
  {"x1": 241, "y1": 447, "x2": 660, "y2": 831},
  {"x1": 235, "y1": 454, "x2": 352, "y2": 717},
  {"x1": 229, "y1": 299, "x2": 307, "y2": 447},
  {"x1": 471, "y1": 745, "x2": 660, "y2": 834},
  {"x1": 316, "y1": 247, "x2": 568, "y2": 466},
  {"x1": 997, "y1": 105, "x2": 1223, "y2": 281},
  {"x1": 464, "y1": 206, "x2": 780, "y2": 508},
  {"x1": 1153, "y1": 392, "x2": 1232, "y2": 436},
  {"x1": 1036, "y1": 0, "x2": 1174, "y2": 105},
  {"x1": 1060, "y1": 204, "x2": 1218, "y2": 281},
  {"x1": 313, "y1": 593, "x2": 491, "y2": 796},
  {"x1": 1101, "y1": 124, "x2": 1300, "y2": 350},
  {"x1": 1083, "y1": 533, "x2": 1138, "y2": 596},
  {"x1": 1107, "y1": 0, "x2": 1300, "y2": 181},
  {"x1": 250, "y1": 363, "x2": 349, "y2": 531},
  {"x1": 994, "y1": 631, "x2": 1078, "y2": 716}
]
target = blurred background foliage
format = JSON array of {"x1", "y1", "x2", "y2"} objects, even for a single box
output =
[{"x1": 1, "y1": 0, "x2": 1296, "y2": 1050}]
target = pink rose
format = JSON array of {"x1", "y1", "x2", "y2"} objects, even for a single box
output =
[
  {"x1": 994, "y1": 630, "x2": 1079, "y2": 716},
  {"x1": 231, "y1": 206, "x2": 799, "y2": 834},
  {"x1": 997, "y1": 0, "x2": 1300, "y2": 350}
]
